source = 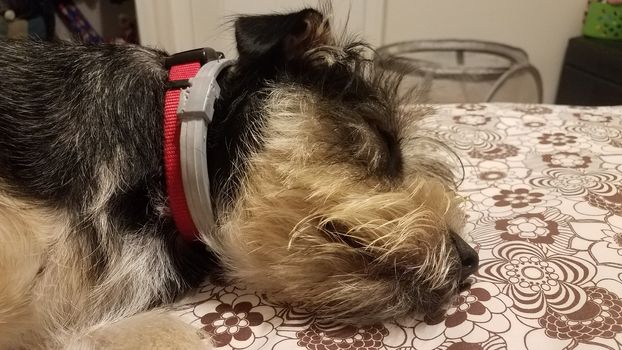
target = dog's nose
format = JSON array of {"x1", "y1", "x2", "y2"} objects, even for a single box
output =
[{"x1": 450, "y1": 231, "x2": 479, "y2": 281}]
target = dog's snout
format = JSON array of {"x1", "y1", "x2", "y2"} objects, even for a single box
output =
[{"x1": 450, "y1": 231, "x2": 479, "y2": 281}]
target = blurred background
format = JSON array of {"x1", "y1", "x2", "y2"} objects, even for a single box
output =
[{"x1": 3, "y1": 0, "x2": 620, "y2": 105}]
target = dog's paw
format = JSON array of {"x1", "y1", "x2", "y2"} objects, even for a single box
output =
[{"x1": 64, "y1": 311, "x2": 211, "y2": 350}]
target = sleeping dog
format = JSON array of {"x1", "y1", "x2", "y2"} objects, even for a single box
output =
[{"x1": 0, "y1": 6, "x2": 477, "y2": 349}]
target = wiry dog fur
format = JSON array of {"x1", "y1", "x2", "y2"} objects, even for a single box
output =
[{"x1": 0, "y1": 5, "x2": 477, "y2": 349}]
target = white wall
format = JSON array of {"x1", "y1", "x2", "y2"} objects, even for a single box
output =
[
  {"x1": 383, "y1": 0, "x2": 587, "y2": 103},
  {"x1": 137, "y1": 0, "x2": 384, "y2": 56},
  {"x1": 136, "y1": 0, "x2": 586, "y2": 103},
  {"x1": 188, "y1": 0, "x2": 385, "y2": 57}
]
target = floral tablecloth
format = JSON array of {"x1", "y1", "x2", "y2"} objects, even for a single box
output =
[{"x1": 174, "y1": 104, "x2": 622, "y2": 350}]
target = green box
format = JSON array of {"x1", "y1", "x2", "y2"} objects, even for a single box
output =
[{"x1": 583, "y1": 1, "x2": 622, "y2": 40}]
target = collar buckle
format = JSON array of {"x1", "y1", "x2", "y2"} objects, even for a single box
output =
[
  {"x1": 164, "y1": 47, "x2": 223, "y2": 69},
  {"x1": 177, "y1": 59, "x2": 235, "y2": 123},
  {"x1": 165, "y1": 48, "x2": 225, "y2": 90}
]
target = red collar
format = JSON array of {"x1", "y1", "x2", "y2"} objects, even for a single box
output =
[{"x1": 163, "y1": 48, "x2": 222, "y2": 242}]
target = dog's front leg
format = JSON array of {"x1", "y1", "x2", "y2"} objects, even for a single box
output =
[{"x1": 63, "y1": 310, "x2": 211, "y2": 350}]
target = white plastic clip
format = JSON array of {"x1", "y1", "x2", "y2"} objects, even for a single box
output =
[{"x1": 178, "y1": 59, "x2": 235, "y2": 237}]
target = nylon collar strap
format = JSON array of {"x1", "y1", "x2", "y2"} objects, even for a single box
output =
[{"x1": 163, "y1": 48, "x2": 234, "y2": 242}]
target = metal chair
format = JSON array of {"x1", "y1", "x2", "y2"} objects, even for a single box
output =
[{"x1": 376, "y1": 39, "x2": 543, "y2": 103}]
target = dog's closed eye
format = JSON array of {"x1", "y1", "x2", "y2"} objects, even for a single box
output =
[
  {"x1": 320, "y1": 220, "x2": 366, "y2": 249},
  {"x1": 375, "y1": 126, "x2": 403, "y2": 177},
  {"x1": 358, "y1": 118, "x2": 403, "y2": 178}
]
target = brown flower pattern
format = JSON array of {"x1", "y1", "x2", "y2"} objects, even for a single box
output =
[
  {"x1": 474, "y1": 208, "x2": 575, "y2": 255},
  {"x1": 201, "y1": 302, "x2": 264, "y2": 347},
  {"x1": 565, "y1": 122, "x2": 621, "y2": 145},
  {"x1": 468, "y1": 144, "x2": 519, "y2": 160},
  {"x1": 453, "y1": 114, "x2": 491, "y2": 126},
  {"x1": 477, "y1": 242, "x2": 597, "y2": 318},
  {"x1": 415, "y1": 282, "x2": 512, "y2": 344},
  {"x1": 174, "y1": 104, "x2": 622, "y2": 350},
  {"x1": 496, "y1": 213, "x2": 557, "y2": 244},
  {"x1": 537, "y1": 133, "x2": 577, "y2": 146},
  {"x1": 539, "y1": 287, "x2": 622, "y2": 341},
  {"x1": 457, "y1": 103, "x2": 487, "y2": 112},
  {"x1": 296, "y1": 325, "x2": 389, "y2": 350},
  {"x1": 574, "y1": 112, "x2": 613, "y2": 123},
  {"x1": 528, "y1": 168, "x2": 619, "y2": 197},
  {"x1": 514, "y1": 106, "x2": 553, "y2": 115},
  {"x1": 491, "y1": 188, "x2": 544, "y2": 209},
  {"x1": 479, "y1": 171, "x2": 505, "y2": 181},
  {"x1": 436, "y1": 335, "x2": 507, "y2": 350},
  {"x1": 542, "y1": 152, "x2": 592, "y2": 169},
  {"x1": 427, "y1": 286, "x2": 494, "y2": 328},
  {"x1": 585, "y1": 185, "x2": 622, "y2": 216}
]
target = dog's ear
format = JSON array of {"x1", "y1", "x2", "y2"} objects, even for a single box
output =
[{"x1": 234, "y1": 8, "x2": 332, "y2": 66}]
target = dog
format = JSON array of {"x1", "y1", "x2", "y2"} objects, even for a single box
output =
[{"x1": 0, "y1": 6, "x2": 478, "y2": 349}]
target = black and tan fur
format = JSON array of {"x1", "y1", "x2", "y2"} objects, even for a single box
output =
[{"x1": 0, "y1": 6, "x2": 477, "y2": 349}]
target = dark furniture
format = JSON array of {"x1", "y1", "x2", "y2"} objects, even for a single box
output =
[{"x1": 556, "y1": 37, "x2": 622, "y2": 106}]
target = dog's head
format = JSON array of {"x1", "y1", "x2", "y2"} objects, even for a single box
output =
[{"x1": 206, "y1": 7, "x2": 478, "y2": 323}]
